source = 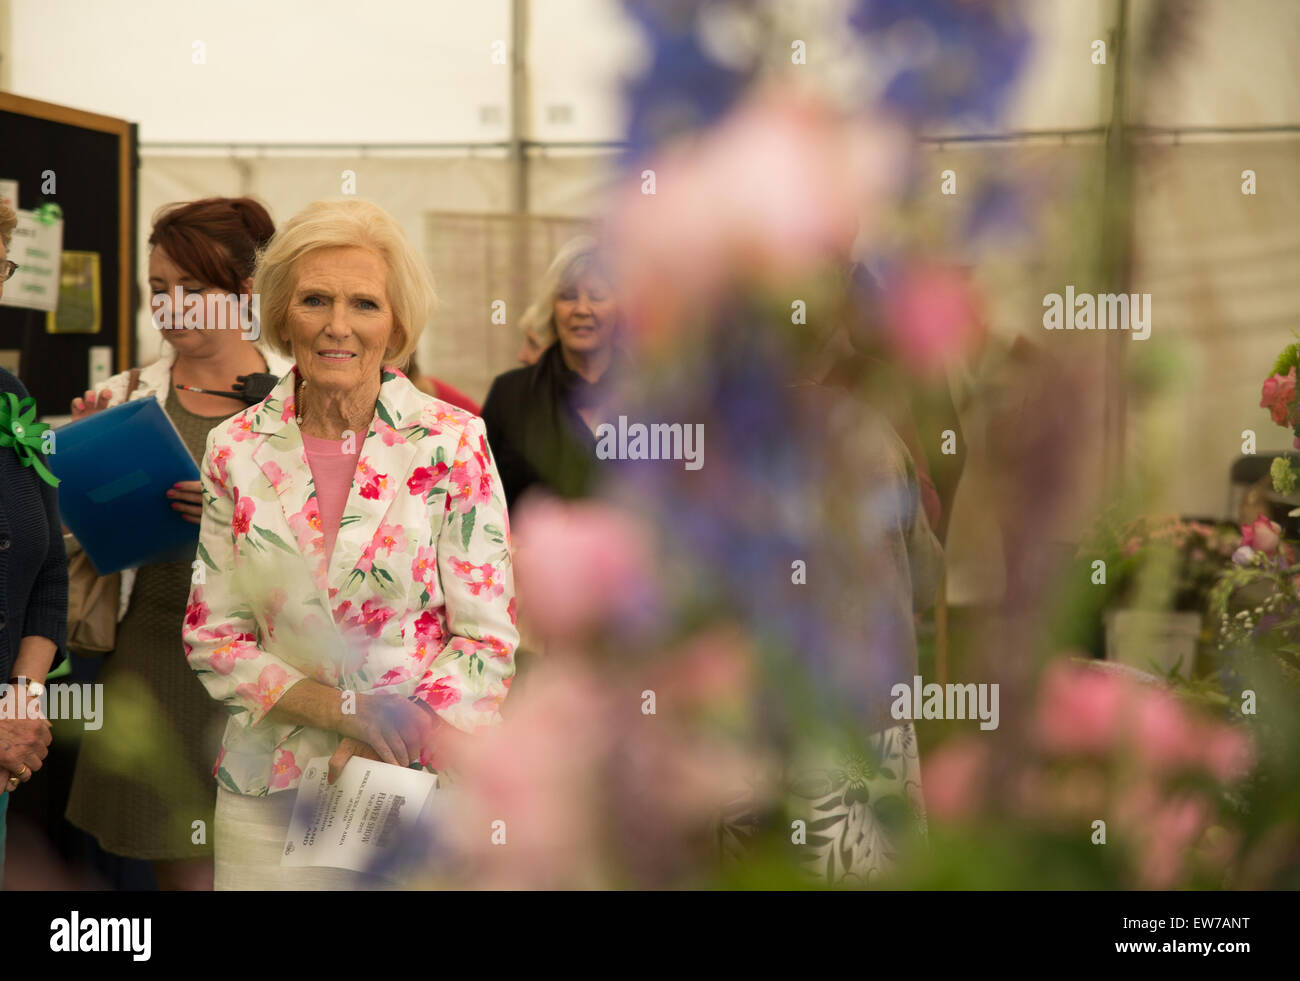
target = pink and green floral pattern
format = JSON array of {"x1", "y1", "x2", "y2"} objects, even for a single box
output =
[{"x1": 183, "y1": 365, "x2": 517, "y2": 797}]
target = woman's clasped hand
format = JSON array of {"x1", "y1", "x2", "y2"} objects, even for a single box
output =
[
  {"x1": 0, "y1": 685, "x2": 51, "y2": 792},
  {"x1": 329, "y1": 691, "x2": 443, "y2": 784}
]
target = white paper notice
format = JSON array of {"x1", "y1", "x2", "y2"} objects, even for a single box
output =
[
  {"x1": 0, "y1": 209, "x2": 63, "y2": 312},
  {"x1": 281, "y1": 756, "x2": 439, "y2": 874}
]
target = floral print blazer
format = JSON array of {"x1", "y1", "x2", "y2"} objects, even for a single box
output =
[{"x1": 182, "y1": 365, "x2": 517, "y2": 797}]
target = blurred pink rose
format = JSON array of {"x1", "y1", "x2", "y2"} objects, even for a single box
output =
[
  {"x1": 644, "y1": 625, "x2": 754, "y2": 709},
  {"x1": 1139, "y1": 795, "x2": 1212, "y2": 889},
  {"x1": 1259, "y1": 367, "x2": 1297, "y2": 427},
  {"x1": 1035, "y1": 661, "x2": 1127, "y2": 755},
  {"x1": 443, "y1": 659, "x2": 610, "y2": 888},
  {"x1": 605, "y1": 90, "x2": 907, "y2": 347},
  {"x1": 1037, "y1": 661, "x2": 1254, "y2": 782},
  {"x1": 1240, "y1": 513, "x2": 1282, "y2": 555},
  {"x1": 1200, "y1": 724, "x2": 1254, "y2": 783},
  {"x1": 881, "y1": 263, "x2": 986, "y2": 375},
  {"x1": 511, "y1": 496, "x2": 656, "y2": 640},
  {"x1": 1132, "y1": 689, "x2": 1199, "y2": 772},
  {"x1": 922, "y1": 739, "x2": 988, "y2": 821}
]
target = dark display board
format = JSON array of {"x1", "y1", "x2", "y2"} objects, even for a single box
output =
[{"x1": 0, "y1": 93, "x2": 137, "y2": 418}]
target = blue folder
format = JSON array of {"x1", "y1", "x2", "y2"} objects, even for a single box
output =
[{"x1": 50, "y1": 395, "x2": 202, "y2": 574}]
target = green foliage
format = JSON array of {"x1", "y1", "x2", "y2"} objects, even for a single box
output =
[
  {"x1": 1272, "y1": 341, "x2": 1300, "y2": 378},
  {"x1": 1270, "y1": 455, "x2": 1298, "y2": 496}
]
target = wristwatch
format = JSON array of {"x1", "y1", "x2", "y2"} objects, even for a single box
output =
[{"x1": 6, "y1": 676, "x2": 45, "y2": 699}]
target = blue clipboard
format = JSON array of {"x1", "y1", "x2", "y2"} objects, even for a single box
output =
[{"x1": 50, "y1": 395, "x2": 202, "y2": 574}]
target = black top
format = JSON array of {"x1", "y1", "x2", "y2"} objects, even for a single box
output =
[
  {"x1": 0, "y1": 367, "x2": 68, "y2": 681},
  {"x1": 480, "y1": 341, "x2": 624, "y2": 510}
]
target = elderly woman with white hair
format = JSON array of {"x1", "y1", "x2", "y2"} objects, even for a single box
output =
[
  {"x1": 0, "y1": 203, "x2": 62, "y2": 887},
  {"x1": 182, "y1": 199, "x2": 517, "y2": 889},
  {"x1": 481, "y1": 236, "x2": 627, "y2": 509}
]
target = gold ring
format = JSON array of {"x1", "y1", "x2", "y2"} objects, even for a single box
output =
[
  {"x1": 5, "y1": 777, "x2": 17, "y2": 790},
  {"x1": 15, "y1": 764, "x2": 27, "y2": 777}
]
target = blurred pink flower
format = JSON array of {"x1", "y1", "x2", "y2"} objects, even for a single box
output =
[
  {"x1": 922, "y1": 739, "x2": 988, "y2": 821},
  {"x1": 511, "y1": 496, "x2": 656, "y2": 640},
  {"x1": 881, "y1": 263, "x2": 986, "y2": 375},
  {"x1": 443, "y1": 659, "x2": 610, "y2": 888},
  {"x1": 1200, "y1": 724, "x2": 1254, "y2": 783},
  {"x1": 1132, "y1": 689, "x2": 1199, "y2": 772},
  {"x1": 1139, "y1": 795, "x2": 1212, "y2": 889},
  {"x1": 605, "y1": 90, "x2": 907, "y2": 347},
  {"x1": 1240, "y1": 513, "x2": 1282, "y2": 555},
  {"x1": 644, "y1": 625, "x2": 754, "y2": 709},
  {"x1": 1035, "y1": 661, "x2": 1127, "y2": 755},
  {"x1": 1037, "y1": 661, "x2": 1254, "y2": 784},
  {"x1": 1259, "y1": 367, "x2": 1297, "y2": 427}
]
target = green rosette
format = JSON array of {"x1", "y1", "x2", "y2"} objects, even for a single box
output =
[{"x1": 0, "y1": 391, "x2": 60, "y2": 487}]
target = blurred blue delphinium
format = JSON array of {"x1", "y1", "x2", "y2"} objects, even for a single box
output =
[
  {"x1": 849, "y1": 0, "x2": 1032, "y2": 126},
  {"x1": 620, "y1": 0, "x2": 757, "y2": 165}
]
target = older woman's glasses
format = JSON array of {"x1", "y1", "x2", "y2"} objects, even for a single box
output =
[{"x1": 1, "y1": 260, "x2": 17, "y2": 282}]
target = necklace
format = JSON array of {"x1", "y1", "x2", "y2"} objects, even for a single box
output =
[{"x1": 294, "y1": 373, "x2": 381, "y2": 435}]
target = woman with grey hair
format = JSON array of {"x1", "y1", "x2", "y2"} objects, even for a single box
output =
[
  {"x1": 0, "y1": 202, "x2": 63, "y2": 886},
  {"x1": 480, "y1": 236, "x2": 627, "y2": 508}
]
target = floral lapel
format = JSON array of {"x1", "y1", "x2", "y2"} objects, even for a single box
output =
[{"x1": 248, "y1": 364, "x2": 430, "y2": 606}]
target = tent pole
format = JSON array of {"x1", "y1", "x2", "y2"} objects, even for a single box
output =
[
  {"x1": 0, "y1": 0, "x2": 11, "y2": 92},
  {"x1": 1100, "y1": 0, "x2": 1132, "y2": 496},
  {"x1": 508, "y1": 0, "x2": 531, "y2": 372}
]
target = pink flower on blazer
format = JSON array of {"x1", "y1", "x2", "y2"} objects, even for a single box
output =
[
  {"x1": 357, "y1": 521, "x2": 403, "y2": 572},
  {"x1": 232, "y1": 492, "x2": 256, "y2": 537},
  {"x1": 269, "y1": 749, "x2": 302, "y2": 790},
  {"x1": 356, "y1": 457, "x2": 394, "y2": 502},
  {"x1": 333, "y1": 598, "x2": 396, "y2": 639},
  {"x1": 228, "y1": 414, "x2": 257, "y2": 442},
  {"x1": 289, "y1": 497, "x2": 324, "y2": 554},
  {"x1": 377, "y1": 666, "x2": 412, "y2": 688},
  {"x1": 411, "y1": 545, "x2": 439, "y2": 590},
  {"x1": 451, "y1": 557, "x2": 506, "y2": 599},
  {"x1": 418, "y1": 402, "x2": 466, "y2": 434},
  {"x1": 407, "y1": 461, "x2": 450, "y2": 499},
  {"x1": 376, "y1": 418, "x2": 407, "y2": 446},
  {"x1": 264, "y1": 587, "x2": 288, "y2": 640},
  {"x1": 185, "y1": 592, "x2": 210, "y2": 631},
  {"x1": 447, "y1": 442, "x2": 492, "y2": 513},
  {"x1": 200, "y1": 627, "x2": 260, "y2": 675},
  {"x1": 415, "y1": 674, "x2": 461, "y2": 710},
  {"x1": 208, "y1": 444, "x2": 233, "y2": 498},
  {"x1": 455, "y1": 635, "x2": 512, "y2": 661},
  {"x1": 414, "y1": 609, "x2": 445, "y2": 644},
  {"x1": 235, "y1": 665, "x2": 291, "y2": 715},
  {"x1": 261, "y1": 460, "x2": 285, "y2": 489}
]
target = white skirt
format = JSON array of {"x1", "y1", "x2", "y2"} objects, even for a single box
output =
[{"x1": 214, "y1": 787, "x2": 394, "y2": 891}]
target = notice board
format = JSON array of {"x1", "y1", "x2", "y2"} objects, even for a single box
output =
[{"x1": 0, "y1": 92, "x2": 137, "y2": 418}]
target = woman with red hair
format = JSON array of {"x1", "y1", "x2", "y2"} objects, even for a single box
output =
[{"x1": 65, "y1": 198, "x2": 292, "y2": 890}]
